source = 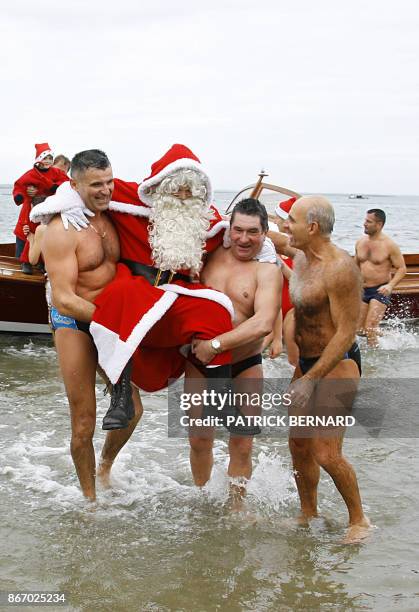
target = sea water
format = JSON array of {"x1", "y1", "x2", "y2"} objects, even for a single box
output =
[{"x1": 1, "y1": 187, "x2": 418, "y2": 611}]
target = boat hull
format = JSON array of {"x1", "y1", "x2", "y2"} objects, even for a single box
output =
[
  {"x1": 0, "y1": 243, "x2": 418, "y2": 335},
  {"x1": 0, "y1": 245, "x2": 50, "y2": 334}
]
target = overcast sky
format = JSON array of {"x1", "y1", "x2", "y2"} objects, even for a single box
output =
[{"x1": 1, "y1": 0, "x2": 418, "y2": 193}]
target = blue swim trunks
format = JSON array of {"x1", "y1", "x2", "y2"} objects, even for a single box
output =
[
  {"x1": 50, "y1": 306, "x2": 92, "y2": 336},
  {"x1": 362, "y1": 285, "x2": 391, "y2": 307}
]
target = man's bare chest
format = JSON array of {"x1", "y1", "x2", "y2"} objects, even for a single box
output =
[
  {"x1": 203, "y1": 256, "x2": 257, "y2": 317},
  {"x1": 357, "y1": 240, "x2": 390, "y2": 266},
  {"x1": 76, "y1": 224, "x2": 120, "y2": 272},
  {"x1": 290, "y1": 267, "x2": 328, "y2": 315}
]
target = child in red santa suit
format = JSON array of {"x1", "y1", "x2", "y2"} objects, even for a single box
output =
[{"x1": 13, "y1": 143, "x2": 69, "y2": 274}]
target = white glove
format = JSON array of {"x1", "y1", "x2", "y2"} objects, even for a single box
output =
[
  {"x1": 255, "y1": 236, "x2": 277, "y2": 263},
  {"x1": 61, "y1": 207, "x2": 95, "y2": 231}
]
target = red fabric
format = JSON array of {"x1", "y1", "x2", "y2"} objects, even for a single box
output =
[
  {"x1": 281, "y1": 256, "x2": 294, "y2": 318},
  {"x1": 112, "y1": 178, "x2": 141, "y2": 205},
  {"x1": 13, "y1": 166, "x2": 69, "y2": 240},
  {"x1": 93, "y1": 264, "x2": 233, "y2": 391},
  {"x1": 19, "y1": 220, "x2": 39, "y2": 263},
  {"x1": 143, "y1": 144, "x2": 200, "y2": 182},
  {"x1": 90, "y1": 173, "x2": 229, "y2": 389},
  {"x1": 34, "y1": 143, "x2": 52, "y2": 162}
]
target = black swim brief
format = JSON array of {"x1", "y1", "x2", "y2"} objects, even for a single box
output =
[
  {"x1": 298, "y1": 342, "x2": 362, "y2": 377},
  {"x1": 187, "y1": 353, "x2": 262, "y2": 436},
  {"x1": 232, "y1": 353, "x2": 262, "y2": 378},
  {"x1": 362, "y1": 285, "x2": 391, "y2": 307}
]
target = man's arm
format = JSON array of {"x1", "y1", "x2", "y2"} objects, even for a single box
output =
[
  {"x1": 303, "y1": 259, "x2": 361, "y2": 381},
  {"x1": 27, "y1": 225, "x2": 47, "y2": 265},
  {"x1": 353, "y1": 239, "x2": 361, "y2": 267},
  {"x1": 378, "y1": 241, "x2": 406, "y2": 295},
  {"x1": 42, "y1": 220, "x2": 95, "y2": 322},
  {"x1": 267, "y1": 230, "x2": 297, "y2": 258},
  {"x1": 193, "y1": 264, "x2": 282, "y2": 363}
]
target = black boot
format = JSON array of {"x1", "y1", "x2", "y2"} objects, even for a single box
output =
[
  {"x1": 21, "y1": 262, "x2": 33, "y2": 275},
  {"x1": 102, "y1": 359, "x2": 134, "y2": 430}
]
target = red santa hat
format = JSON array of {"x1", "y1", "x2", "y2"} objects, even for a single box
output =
[
  {"x1": 34, "y1": 143, "x2": 53, "y2": 164},
  {"x1": 274, "y1": 196, "x2": 297, "y2": 220},
  {"x1": 138, "y1": 144, "x2": 213, "y2": 206}
]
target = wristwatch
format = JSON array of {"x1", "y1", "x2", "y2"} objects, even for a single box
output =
[{"x1": 210, "y1": 338, "x2": 222, "y2": 353}]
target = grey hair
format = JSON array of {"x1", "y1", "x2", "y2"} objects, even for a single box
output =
[
  {"x1": 306, "y1": 205, "x2": 335, "y2": 235},
  {"x1": 155, "y1": 169, "x2": 207, "y2": 200}
]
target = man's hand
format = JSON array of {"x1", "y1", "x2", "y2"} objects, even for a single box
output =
[
  {"x1": 27, "y1": 185, "x2": 38, "y2": 197},
  {"x1": 269, "y1": 338, "x2": 283, "y2": 359},
  {"x1": 191, "y1": 338, "x2": 216, "y2": 364},
  {"x1": 377, "y1": 283, "x2": 392, "y2": 297},
  {"x1": 287, "y1": 376, "x2": 316, "y2": 414},
  {"x1": 22, "y1": 224, "x2": 30, "y2": 236}
]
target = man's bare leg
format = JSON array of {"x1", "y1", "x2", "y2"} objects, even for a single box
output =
[
  {"x1": 288, "y1": 437, "x2": 320, "y2": 521},
  {"x1": 227, "y1": 362, "x2": 261, "y2": 509},
  {"x1": 54, "y1": 328, "x2": 98, "y2": 501},
  {"x1": 186, "y1": 361, "x2": 215, "y2": 486},
  {"x1": 289, "y1": 360, "x2": 370, "y2": 540},
  {"x1": 97, "y1": 386, "x2": 143, "y2": 488},
  {"x1": 357, "y1": 301, "x2": 369, "y2": 335},
  {"x1": 364, "y1": 300, "x2": 387, "y2": 347}
]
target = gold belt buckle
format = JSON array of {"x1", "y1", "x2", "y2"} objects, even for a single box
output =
[{"x1": 154, "y1": 269, "x2": 162, "y2": 286}]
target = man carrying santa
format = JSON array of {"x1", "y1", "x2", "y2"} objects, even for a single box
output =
[{"x1": 32, "y1": 144, "x2": 235, "y2": 429}]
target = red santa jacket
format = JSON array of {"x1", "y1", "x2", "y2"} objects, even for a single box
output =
[{"x1": 13, "y1": 166, "x2": 69, "y2": 240}]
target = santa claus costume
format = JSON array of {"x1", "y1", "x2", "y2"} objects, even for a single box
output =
[
  {"x1": 31, "y1": 144, "x2": 233, "y2": 392},
  {"x1": 13, "y1": 143, "x2": 69, "y2": 264}
]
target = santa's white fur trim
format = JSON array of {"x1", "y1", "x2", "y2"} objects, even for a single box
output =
[
  {"x1": 90, "y1": 290, "x2": 178, "y2": 384},
  {"x1": 35, "y1": 149, "x2": 53, "y2": 163},
  {"x1": 109, "y1": 202, "x2": 151, "y2": 217},
  {"x1": 159, "y1": 283, "x2": 235, "y2": 320},
  {"x1": 138, "y1": 158, "x2": 213, "y2": 206},
  {"x1": 206, "y1": 219, "x2": 229, "y2": 239},
  {"x1": 30, "y1": 181, "x2": 82, "y2": 223}
]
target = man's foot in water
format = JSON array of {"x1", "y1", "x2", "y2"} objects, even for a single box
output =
[
  {"x1": 97, "y1": 459, "x2": 113, "y2": 489},
  {"x1": 342, "y1": 516, "x2": 372, "y2": 544}
]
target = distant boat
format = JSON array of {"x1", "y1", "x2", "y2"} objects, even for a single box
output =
[{"x1": 349, "y1": 194, "x2": 368, "y2": 199}]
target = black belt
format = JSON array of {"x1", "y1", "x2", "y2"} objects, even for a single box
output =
[{"x1": 120, "y1": 259, "x2": 190, "y2": 286}]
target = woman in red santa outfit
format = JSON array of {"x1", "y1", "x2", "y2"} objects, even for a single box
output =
[{"x1": 13, "y1": 143, "x2": 69, "y2": 273}]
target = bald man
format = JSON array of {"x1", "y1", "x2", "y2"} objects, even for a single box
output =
[{"x1": 283, "y1": 196, "x2": 370, "y2": 544}]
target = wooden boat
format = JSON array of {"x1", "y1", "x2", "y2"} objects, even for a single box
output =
[{"x1": 0, "y1": 243, "x2": 50, "y2": 333}]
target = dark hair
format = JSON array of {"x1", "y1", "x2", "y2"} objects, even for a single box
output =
[
  {"x1": 70, "y1": 149, "x2": 110, "y2": 178},
  {"x1": 31, "y1": 195, "x2": 47, "y2": 207},
  {"x1": 367, "y1": 208, "x2": 386, "y2": 226},
  {"x1": 230, "y1": 198, "x2": 269, "y2": 232}
]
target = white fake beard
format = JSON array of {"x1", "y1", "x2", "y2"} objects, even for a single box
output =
[{"x1": 148, "y1": 194, "x2": 213, "y2": 275}]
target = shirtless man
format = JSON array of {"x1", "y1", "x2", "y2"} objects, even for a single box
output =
[
  {"x1": 191, "y1": 198, "x2": 282, "y2": 501},
  {"x1": 355, "y1": 209, "x2": 406, "y2": 347},
  {"x1": 284, "y1": 196, "x2": 370, "y2": 543},
  {"x1": 42, "y1": 150, "x2": 142, "y2": 501}
]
